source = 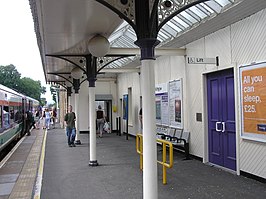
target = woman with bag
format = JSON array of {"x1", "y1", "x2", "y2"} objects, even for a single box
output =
[{"x1": 96, "y1": 105, "x2": 105, "y2": 138}]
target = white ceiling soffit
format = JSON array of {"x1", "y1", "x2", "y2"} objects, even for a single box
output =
[{"x1": 30, "y1": 0, "x2": 123, "y2": 83}]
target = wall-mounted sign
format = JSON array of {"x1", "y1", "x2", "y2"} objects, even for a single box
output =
[
  {"x1": 168, "y1": 79, "x2": 183, "y2": 129},
  {"x1": 240, "y1": 61, "x2": 266, "y2": 142},
  {"x1": 187, "y1": 57, "x2": 218, "y2": 65},
  {"x1": 155, "y1": 83, "x2": 169, "y2": 126},
  {"x1": 123, "y1": 94, "x2": 128, "y2": 120}
]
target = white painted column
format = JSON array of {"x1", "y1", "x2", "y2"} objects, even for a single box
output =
[
  {"x1": 74, "y1": 93, "x2": 80, "y2": 142},
  {"x1": 89, "y1": 86, "x2": 98, "y2": 165},
  {"x1": 141, "y1": 59, "x2": 158, "y2": 199}
]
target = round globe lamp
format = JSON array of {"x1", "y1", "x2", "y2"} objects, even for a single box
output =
[
  {"x1": 71, "y1": 67, "x2": 83, "y2": 79},
  {"x1": 88, "y1": 35, "x2": 110, "y2": 57}
]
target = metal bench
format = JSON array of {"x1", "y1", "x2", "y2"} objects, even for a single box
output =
[
  {"x1": 171, "y1": 131, "x2": 190, "y2": 160},
  {"x1": 156, "y1": 128, "x2": 190, "y2": 160}
]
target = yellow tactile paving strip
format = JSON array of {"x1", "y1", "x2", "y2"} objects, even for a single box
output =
[{"x1": 8, "y1": 129, "x2": 45, "y2": 199}]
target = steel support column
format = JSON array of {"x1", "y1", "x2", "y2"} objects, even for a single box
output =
[
  {"x1": 88, "y1": 85, "x2": 98, "y2": 166},
  {"x1": 141, "y1": 59, "x2": 157, "y2": 199},
  {"x1": 73, "y1": 78, "x2": 81, "y2": 145},
  {"x1": 86, "y1": 55, "x2": 99, "y2": 166}
]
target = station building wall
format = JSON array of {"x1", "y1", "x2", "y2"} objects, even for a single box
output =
[
  {"x1": 117, "y1": 72, "x2": 141, "y2": 136},
  {"x1": 116, "y1": 8, "x2": 266, "y2": 178},
  {"x1": 72, "y1": 79, "x2": 117, "y2": 132}
]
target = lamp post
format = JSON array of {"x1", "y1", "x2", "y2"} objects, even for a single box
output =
[
  {"x1": 87, "y1": 36, "x2": 109, "y2": 166},
  {"x1": 71, "y1": 67, "x2": 83, "y2": 145}
]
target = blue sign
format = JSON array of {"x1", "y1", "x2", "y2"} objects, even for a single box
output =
[{"x1": 123, "y1": 94, "x2": 128, "y2": 120}]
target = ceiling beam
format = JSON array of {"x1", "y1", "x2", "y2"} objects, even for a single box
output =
[
  {"x1": 107, "y1": 48, "x2": 186, "y2": 56},
  {"x1": 101, "y1": 68, "x2": 140, "y2": 73}
]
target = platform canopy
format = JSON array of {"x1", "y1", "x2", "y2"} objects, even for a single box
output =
[{"x1": 29, "y1": 0, "x2": 266, "y2": 86}]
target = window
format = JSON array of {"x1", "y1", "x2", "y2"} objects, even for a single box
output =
[
  {"x1": 9, "y1": 106, "x2": 14, "y2": 124},
  {"x1": 3, "y1": 106, "x2": 10, "y2": 128}
]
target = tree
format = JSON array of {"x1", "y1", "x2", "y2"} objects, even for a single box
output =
[
  {"x1": 18, "y1": 78, "x2": 44, "y2": 101},
  {"x1": 0, "y1": 64, "x2": 46, "y2": 102},
  {"x1": 40, "y1": 97, "x2": 47, "y2": 107},
  {"x1": 0, "y1": 64, "x2": 21, "y2": 91}
]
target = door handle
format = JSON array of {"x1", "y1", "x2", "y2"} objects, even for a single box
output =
[
  {"x1": 222, "y1": 122, "x2": 225, "y2": 133},
  {"x1": 216, "y1": 122, "x2": 221, "y2": 132}
]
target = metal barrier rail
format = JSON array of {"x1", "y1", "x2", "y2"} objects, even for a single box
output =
[{"x1": 136, "y1": 134, "x2": 173, "y2": 184}]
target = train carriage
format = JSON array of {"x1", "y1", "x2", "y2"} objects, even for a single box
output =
[{"x1": 0, "y1": 84, "x2": 39, "y2": 152}]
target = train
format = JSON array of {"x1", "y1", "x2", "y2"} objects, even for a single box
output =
[{"x1": 0, "y1": 84, "x2": 39, "y2": 153}]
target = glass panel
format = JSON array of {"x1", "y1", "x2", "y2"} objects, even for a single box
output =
[
  {"x1": 201, "y1": 2, "x2": 216, "y2": 14},
  {"x1": 215, "y1": 0, "x2": 231, "y2": 7},
  {"x1": 162, "y1": 24, "x2": 177, "y2": 36},
  {"x1": 14, "y1": 106, "x2": 22, "y2": 123},
  {"x1": 172, "y1": 16, "x2": 190, "y2": 28},
  {"x1": 180, "y1": 10, "x2": 199, "y2": 24},
  {"x1": 9, "y1": 106, "x2": 14, "y2": 124},
  {"x1": 3, "y1": 106, "x2": 10, "y2": 128},
  {"x1": 166, "y1": 20, "x2": 183, "y2": 32},
  {"x1": 205, "y1": 1, "x2": 223, "y2": 12},
  {"x1": 189, "y1": 6, "x2": 208, "y2": 19}
]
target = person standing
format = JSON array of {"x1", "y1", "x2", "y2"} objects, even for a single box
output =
[
  {"x1": 25, "y1": 110, "x2": 34, "y2": 136},
  {"x1": 139, "y1": 108, "x2": 143, "y2": 133},
  {"x1": 96, "y1": 105, "x2": 105, "y2": 138},
  {"x1": 64, "y1": 105, "x2": 76, "y2": 147}
]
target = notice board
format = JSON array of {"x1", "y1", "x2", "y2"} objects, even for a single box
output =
[
  {"x1": 240, "y1": 62, "x2": 266, "y2": 142},
  {"x1": 155, "y1": 83, "x2": 169, "y2": 126},
  {"x1": 168, "y1": 79, "x2": 183, "y2": 128}
]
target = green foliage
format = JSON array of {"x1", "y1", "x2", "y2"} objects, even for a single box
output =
[
  {"x1": 0, "y1": 64, "x2": 46, "y2": 102},
  {"x1": 0, "y1": 64, "x2": 21, "y2": 91},
  {"x1": 40, "y1": 97, "x2": 47, "y2": 106}
]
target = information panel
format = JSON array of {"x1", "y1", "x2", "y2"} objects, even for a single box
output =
[
  {"x1": 155, "y1": 83, "x2": 169, "y2": 126},
  {"x1": 240, "y1": 62, "x2": 266, "y2": 142},
  {"x1": 168, "y1": 79, "x2": 182, "y2": 128}
]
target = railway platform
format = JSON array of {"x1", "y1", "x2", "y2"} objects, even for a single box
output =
[{"x1": 0, "y1": 126, "x2": 265, "y2": 199}]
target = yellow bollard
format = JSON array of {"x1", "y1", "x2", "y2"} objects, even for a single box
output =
[
  {"x1": 136, "y1": 134, "x2": 143, "y2": 170},
  {"x1": 136, "y1": 134, "x2": 173, "y2": 184}
]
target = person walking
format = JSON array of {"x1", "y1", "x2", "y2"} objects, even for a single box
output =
[
  {"x1": 43, "y1": 108, "x2": 51, "y2": 130},
  {"x1": 51, "y1": 107, "x2": 57, "y2": 129},
  {"x1": 64, "y1": 105, "x2": 76, "y2": 147},
  {"x1": 96, "y1": 105, "x2": 105, "y2": 138},
  {"x1": 25, "y1": 110, "x2": 34, "y2": 136},
  {"x1": 34, "y1": 109, "x2": 40, "y2": 129}
]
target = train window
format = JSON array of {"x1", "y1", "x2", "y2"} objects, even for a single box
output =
[
  {"x1": 0, "y1": 106, "x2": 2, "y2": 128},
  {"x1": 3, "y1": 106, "x2": 10, "y2": 128},
  {"x1": 14, "y1": 106, "x2": 21, "y2": 123},
  {"x1": 9, "y1": 106, "x2": 14, "y2": 124}
]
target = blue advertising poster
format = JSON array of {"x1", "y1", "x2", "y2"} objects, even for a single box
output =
[{"x1": 123, "y1": 94, "x2": 128, "y2": 120}]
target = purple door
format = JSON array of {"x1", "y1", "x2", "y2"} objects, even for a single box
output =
[{"x1": 207, "y1": 69, "x2": 236, "y2": 171}]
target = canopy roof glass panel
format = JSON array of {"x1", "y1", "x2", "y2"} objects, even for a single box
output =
[{"x1": 107, "y1": 0, "x2": 237, "y2": 69}]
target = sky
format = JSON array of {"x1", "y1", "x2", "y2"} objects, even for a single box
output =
[{"x1": 0, "y1": 0, "x2": 52, "y2": 102}]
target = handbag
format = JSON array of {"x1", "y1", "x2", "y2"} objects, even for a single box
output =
[{"x1": 103, "y1": 122, "x2": 111, "y2": 133}]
